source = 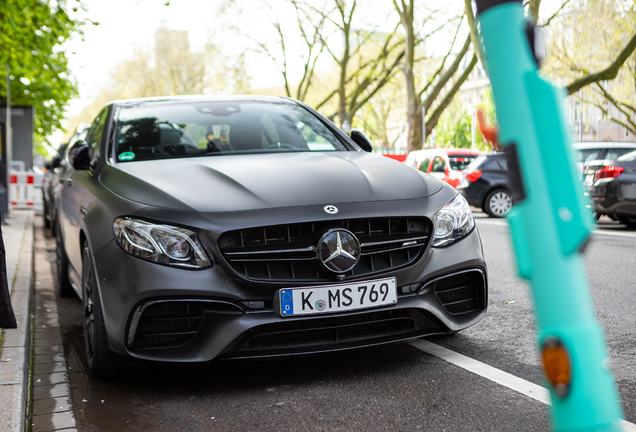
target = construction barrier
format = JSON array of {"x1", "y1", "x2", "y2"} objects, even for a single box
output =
[{"x1": 9, "y1": 170, "x2": 43, "y2": 212}]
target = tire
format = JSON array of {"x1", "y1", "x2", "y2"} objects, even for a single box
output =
[
  {"x1": 617, "y1": 215, "x2": 636, "y2": 228},
  {"x1": 49, "y1": 210, "x2": 57, "y2": 237},
  {"x1": 82, "y1": 243, "x2": 145, "y2": 378},
  {"x1": 483, "y1": 189, "x2": 513, "y2": 218},
  {"x1": 55, "y1": 222, "x2": 75, "y2": 298},
  {"x1": 43, "y1": 195, "x2": 51, "y2": 228}
]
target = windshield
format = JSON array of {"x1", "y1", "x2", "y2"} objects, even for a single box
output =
[
  {"x1": 573, "y1": 148, "x2": 602, "y2": 164},
  {"x1": 617, "y1": 149, "x2": 636, "y2": 162},
  {"x1": 114, "y1": 100, "x2": 348, "y2": 162},
  {"x1": 464, "y1": 154, "x2": 488, "y2": 172},
  {"x1": 449, "y1": 155, "x2": 479, "y2": 171}
]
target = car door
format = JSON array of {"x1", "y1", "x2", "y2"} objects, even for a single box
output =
[
  {"x1": 78, "y1": 106, "x2": 112, "y2": 251},
  {"x1": 429, "y1": 155, "x2": 448, "y2": 182},
  {"x1": 418, "y1": 157, "x2": 431, "y2": 173},
  {"x1": 58, "y1": 108, "x2": 108, "y2": 286}
]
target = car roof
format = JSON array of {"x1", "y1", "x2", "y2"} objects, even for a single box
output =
[
  {"x1": 406, "y1": 148, "x2": 481, "y2": 158},
  {"x1": 572, "y1": 141, "x2": 636, "y2": 150},
  {"x1": 112, "y1": 94, "x2": 292, "y2": 108},
  {"x1": 439, "y1": 148, "x2": 482, "y2": 155}
]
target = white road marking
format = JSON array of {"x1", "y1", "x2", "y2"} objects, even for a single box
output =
[
  {"x1": 408, "y1": 339, "x2": 636, "y2": 431},
  {"x1": 475, "y1": 218, "x2": 636, "y2": 239},
  {"x1": 408, "y1": 339, "x2": 550, "y2": 404},
  {"x1": 475, "y1": 219, "x2": 509, "y2": 227},
  {"x1": 592, "y1": 229, "x2": 636, "y2": 239}
]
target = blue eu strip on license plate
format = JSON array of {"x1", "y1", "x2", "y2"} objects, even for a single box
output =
[{"x1": 278, "y1": 277, "x2": 397, "y2": 317}]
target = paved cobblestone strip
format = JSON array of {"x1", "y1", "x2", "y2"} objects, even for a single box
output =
[
  {"x1": 29, "y1": 222, "x2": 77, "y2": 432},
  {"x1": 1, "y1": 210, "x2": 34, "y2": 432}
]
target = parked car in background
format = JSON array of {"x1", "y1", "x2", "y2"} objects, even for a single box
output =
[
  {"x1": 43, "y1": 144, "x2": 67, "y2": 229},
  {"x1": 572, "y1": 142, "x2": 636, "y2": 176},
  {"x1": 381, "y1": 152, "x2": 407, "y2": 163},
  {"x1": 584, "y1": 149, "x2": 636, "y2": 227},
  {"x1": 54, "y1": 95, "x2": 488, "y2": 377},
  {"x1": 404, "y1": 148, "x2": 482, "y2": 188},
  {"x1": 42, "y1": 124, "x2": 90, "y2": 234},
  {"x1": 458, "y1": 153, "x2": 513, "y2": 218}
]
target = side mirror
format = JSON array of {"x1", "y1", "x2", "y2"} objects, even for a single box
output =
[
  {"x1": 433, "y1": 163, "x2": 445, "y2": 173},
  {"x1": 68, "y1": 140, "x2": 91, "y2": 171},
  {"x1": 350, "y1": 129, "x2": 373, "y2": 153},
  {"x1": 44, "y1": 161, "x2": 52, "y2": 170},
  {"x1": 51, "y1": 155, "x2": 61, "y2": 169}
]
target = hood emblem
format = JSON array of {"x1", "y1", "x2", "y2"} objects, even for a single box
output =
[
  {"x1": 318, "y1": 229, "x2": 361, "y2": 273},
  {"x1": 324, "y1": 205, "x2": 338, "y2": 215}
]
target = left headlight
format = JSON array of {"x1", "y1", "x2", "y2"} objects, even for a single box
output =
[
  {"x1": 432, "y1": 194, "x2": 475, "y2": 247},
  {"x1": 113, "y1": 217, "x2": 212, "y2": 269}
]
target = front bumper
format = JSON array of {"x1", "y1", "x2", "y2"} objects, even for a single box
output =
[{"x1": 93, "y1": 226, "x2": 487, "y2": 363}]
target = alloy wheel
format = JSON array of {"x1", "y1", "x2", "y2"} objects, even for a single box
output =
[
  {"x1": 82, "y1": 251, "x2": 96, "y2": 365},
  {"x1": 488, "y1": 191, "x2": 512, "y2": 217}
]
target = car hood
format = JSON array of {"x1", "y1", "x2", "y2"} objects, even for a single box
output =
[{"x1": 99, "y1": 152, "x2": 444, "y2": 213}]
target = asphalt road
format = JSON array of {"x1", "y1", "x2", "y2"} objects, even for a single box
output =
[{"x1": 44, "y1": 213, "x2": 636, "y2": 432}]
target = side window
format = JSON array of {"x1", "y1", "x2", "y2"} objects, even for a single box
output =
[
  {"x1": 497, "y1": 156, "x2": 508, "y2": 171},
  {"x1": 432, "y1": 156, "x2": 446, "y2": 173},
  {"x1": 86, "y1": 107, "x2": 110, "y2": 162},
  {"x1": 420, "y1": 158, "x2": 431, "y2": 172},
  {"x1": 606, "y1": 148, "x2": 635, "y2": 160}
]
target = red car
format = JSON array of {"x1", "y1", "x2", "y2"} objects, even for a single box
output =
[{"x1": 405, "y1": 148, "x2": 482, "y2": 188}]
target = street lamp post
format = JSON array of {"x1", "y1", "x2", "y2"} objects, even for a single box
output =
[
  {"x1": 471, "y1": 109, "x2": 477, "y2": 150},
  {"x1": 421, "y1": 104, "x2": 426, "y2": 149},
  {"x1": 4, "y1": 65, "x2": 11, "y2": 221}
]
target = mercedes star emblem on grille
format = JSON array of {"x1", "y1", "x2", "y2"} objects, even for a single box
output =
[
  {"x1": 318, "y1": 229, "x2": 361, "y2": 273},
  {"x1": 324, "y1": 205, "x2": 338, "y2": 214}
]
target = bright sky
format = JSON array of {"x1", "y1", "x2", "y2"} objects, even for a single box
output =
[
  {"x1": 54, "y1": 0, "x2": 565, "y2": 148},
  {"x1": 65, "y1": 0, "x2": 223, "y2": 113}
]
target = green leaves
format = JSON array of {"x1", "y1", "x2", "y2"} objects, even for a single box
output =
[{"x1": 0, "y1": 0, "x2": 86, "y2": 142}]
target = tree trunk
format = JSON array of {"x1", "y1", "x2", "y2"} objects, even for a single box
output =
[
  {"x1": 425, "y1": 54, "x2": 478, "y2": 137},
  {"x1": 398, "y1": 1, "x2": 423, "y2": 153},
  {"x1": 338, "y1": 22, "x2": 351, "y2": 126}
]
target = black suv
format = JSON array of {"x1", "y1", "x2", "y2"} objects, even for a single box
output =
[{"x1": 458, "y1": 153, "x2": 512, "y2": 218}]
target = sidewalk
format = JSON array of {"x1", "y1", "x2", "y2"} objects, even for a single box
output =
[
  {"x1": 30, "y1": 221, "x2": 76, "y2": 432},
  {"x1": 1, "y1": 210, "x2": 35, "y2": 432}
]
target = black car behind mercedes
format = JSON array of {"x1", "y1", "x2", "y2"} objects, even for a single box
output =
[
  {"x1": 585, "y1": 149, "x2": 636, "y2": 227},
  {"x1": 457, "y1": 153, "x2": 513, "y2": 218},
  {"x1": 54, "y1": 96, "x2": 488, "y2": 377}
]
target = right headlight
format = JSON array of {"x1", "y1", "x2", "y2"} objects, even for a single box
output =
[
  {"x1": 113, "y1": 217, "x2": 212, "y2": 269},
  {"x1": 432, "y1": 194, "x2": 475, "y2": 247}
]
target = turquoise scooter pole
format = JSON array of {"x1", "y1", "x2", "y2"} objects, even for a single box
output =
[{"x1": 474, "y1": 0, "x2": 624, "y2": 430}]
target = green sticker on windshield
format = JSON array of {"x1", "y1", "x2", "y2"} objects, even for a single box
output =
[{"x1": 119, "y1": 151, "x2": 135, "y2": 161}]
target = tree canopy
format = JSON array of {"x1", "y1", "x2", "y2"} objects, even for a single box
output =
[{"x1": 0, "y1": 0, "x2": 86, "y2": 141}]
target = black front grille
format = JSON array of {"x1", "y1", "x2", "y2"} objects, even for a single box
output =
[
  {"x1": 218, "y1": 217, "x2": 431, "y2": 282},
  {"x1": 130, "y1": 302, "x2": 205, "y2": 349},
  {"x1": 433, "y1": 270, "x2": 486, "y2": 314},
  {"x1": 222, "y1": 309, "x2": 440, "y2": 358}
]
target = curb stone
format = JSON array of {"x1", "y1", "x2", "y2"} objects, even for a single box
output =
[
  {"x1": 0, "y1": 210, "x2": 34, "y2": 432},
  {"x1": 28, "y1": 220, "x2": 77, "y2": 432}
]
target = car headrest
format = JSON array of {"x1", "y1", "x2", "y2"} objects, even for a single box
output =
[
  {"x1": 158, "y1": 124, "x2": 181, "y2": 145},
  {"x1": 120, "y1": 118, "x2": 160, "y2": 148},
  {"x1": 229, "y1": 126, "x2": 263, "y2": 151}
]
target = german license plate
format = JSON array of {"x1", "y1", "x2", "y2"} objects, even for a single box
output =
[{"x1": 277, "y1": 277, "x2": 397, "y2": 317}]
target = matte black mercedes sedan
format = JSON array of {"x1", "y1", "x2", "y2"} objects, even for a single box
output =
[{"x1": 54, "y1": 96, "x2": 487, "y2": 377}]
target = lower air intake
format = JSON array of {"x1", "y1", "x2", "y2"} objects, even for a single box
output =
[
  {"x1": 433, "y1": 269, "x2": 486, "y2": 314},
  {"x1": 129, "y1": 301, "x2": 205, "y2": 349}
]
